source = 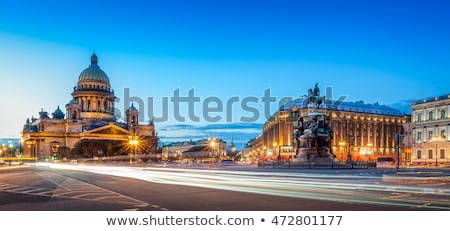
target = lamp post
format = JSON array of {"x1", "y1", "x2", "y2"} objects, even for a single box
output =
[
  {"x1": 128, "y1": 135, "x2": 139, "y2": 164},
  {"x1": 273, "y1": 142, "x2": 280, "y2": 161},
  {"x1": 339, "y1": 141, "x2": 346, "y2": 161},
  {"x1": 19, "y1": 137, "x2": 24, "y2": 158},
  {"x1": 2, "y1": 144, "x2": 6, "y2": 156},
  {"x1": 208, "y1": 137, "x2": 218, "y2": 161},
  {"x1": 431, "y1": 136, "x2": 442, "y2": 167},
  {"x1": 8, "y1": 140, "x2": 13, "y2": 157},
  {"x1": 367, "y1": 143, "x2": 373, "y2": 161}
]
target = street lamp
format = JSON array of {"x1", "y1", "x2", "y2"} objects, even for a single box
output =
[
  {"x1": 2, "y1": 144, "x2": 6, "y2": 156},
  {"x1": 208, "y1": 137, "x2": 218, "y2": 160},
  {"x1": 273, "y1": 142, "x2": 280, "y2": 161},
  {"x1": 19, "y1": 136, "x2": 24, "y2": 158},
  {"x1": 128, "y1": 135, "x2": 139, "y2": 164},
  {"x1": 431, "y1": 136, "x2": 442, "y2": 167},
  {"x1": 367, "y1": 143, "x2": 373, "y2": 161},
  {"x1": 8, "y1": 140, "x2": 13, "y2": 157},
  {"x1": 338, "y1": 141, "x2": 346, "y2": 160}
]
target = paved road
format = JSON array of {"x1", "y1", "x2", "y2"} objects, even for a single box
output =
[{"x1": 0, "y1": 164, "x2": 449, "y2": 211}]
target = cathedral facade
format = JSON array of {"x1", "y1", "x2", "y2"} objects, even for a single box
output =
[{"x1": 21, "y1": 53, "x2": 158, "y2": 160}]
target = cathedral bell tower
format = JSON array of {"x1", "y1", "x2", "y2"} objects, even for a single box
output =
[{"x1": 126, "y1": 103, "x2": 139, "y2": 127}]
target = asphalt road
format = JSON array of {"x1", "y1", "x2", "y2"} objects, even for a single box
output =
[{"x1": 0, "y1": 164, "x2": 449, "y2": 211}]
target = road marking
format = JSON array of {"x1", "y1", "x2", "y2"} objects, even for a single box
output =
[
  {"x1": 1, "y1": 173, "x2": 153, "y2": 209},
  {"x1": 0, "y1": 183, "x2": 54, "y2": 197},
  {"x1": 50, "y1": 177, "x2": 150, "y2": 207}
]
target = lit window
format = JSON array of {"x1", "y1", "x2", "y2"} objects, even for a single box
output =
[{"x1": 417, "y1": 132, "x2": 422, "y2": 141}]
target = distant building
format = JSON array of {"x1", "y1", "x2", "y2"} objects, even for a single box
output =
[
  {"x1": 21, "y1": 53, "x2": 158, "y2": 160},
  {"x1": 411, "y1": 94, "x2": 450, "y2": 166},
  {"x1": 162, "y1": 138, "x2": 227, "y2": 160},
  {"x1": 252, "y1": 85, "x2": 408, "y2": 161},
  {"x1": 241, "y1": 139, "x2": 255, "y2": 161}
]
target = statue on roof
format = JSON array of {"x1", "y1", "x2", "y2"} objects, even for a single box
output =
[
  {"x1": 306, "y1": 83, "x2": 325, "y2": 108},
  {"x1": 313, "y1": 82, "x2": 320, "y2": 96},
  {"x1": 39, "y1": 109, "x2": 50, "y2": 119}
]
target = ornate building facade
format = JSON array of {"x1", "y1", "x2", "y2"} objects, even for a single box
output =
[
  {"x1": 21, "y1": 53, "x2": 158, "y2": 160},
  {"x1": 252, "y1": 85, "x2": 408, "y2": 161},
  {"x1": 411, "y1": 94, "x2": 450, "y2": 166}
]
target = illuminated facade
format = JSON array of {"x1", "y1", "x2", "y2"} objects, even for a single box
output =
[
  {"x1": 253, "y1": 93, "x2": 407, "y2": 161},
  {"x1": 411, "y1": 94, "x2": 450, "y2": 165},
  {"x1": 21, "y1": 53, "x2": 158, "y2": 160}
]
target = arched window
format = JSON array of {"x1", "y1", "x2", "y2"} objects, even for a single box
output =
[
  {"x1": 441, "y1": 110, "x2": 446, "y2": 119},
  {"x1": 429, "y1": 111, "x2": 434, "y2": 121},
  {"x1": 97, "y1": 100, "x2": 101, "y2": 112},
  {"x1": 87, "y1": 100, "x2": 91, "y2": 111}
]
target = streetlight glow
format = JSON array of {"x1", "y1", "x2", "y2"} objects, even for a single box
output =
[{"x1": 128, "y1": 135, "x2": 139, "y2": 164}]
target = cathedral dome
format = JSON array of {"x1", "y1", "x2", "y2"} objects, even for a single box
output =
[{"x1": 78, "y1": 53, "x2": 110, "y2": 85}]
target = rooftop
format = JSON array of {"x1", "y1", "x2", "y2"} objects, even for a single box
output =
[
  {"x1": 412, "y1": 94, "x2": 450, "y2": 105},
  {"x1": 281, "y1": 97, "x2": 403, "y2": 117}
]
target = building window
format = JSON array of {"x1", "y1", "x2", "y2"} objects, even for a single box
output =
[
  {"x1": 440, "y1": 149, "x2": 446, "y2": 159},
  {"x1": 428, "y1": 150, "x2": 433, "y2": 159},
  {"x1": 417, "y1": 113, "x2": 423, "y2": 122},
  {"x1": 428, "y1": 131, "x2": 433, "y2": 140},
  {"x1": 417, "y1": 150, "x2": 422, "y2": 159},
  {"x1": 417, "y1": 132, "x2": 422, "y2": 141},
  {"x1": 441, "y1": 110, "x2": 446, "y2": 119},
  {"x1": 441, "y1": 130, "x2": 447, "y2": 139}
]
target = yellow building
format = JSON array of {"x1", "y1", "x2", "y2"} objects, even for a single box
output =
[
  {"x1": 411, "y1": 94, "x2": 450, "y2": 166},
  {"x1": 253, "y1": 89, "x2": 407, "y2": 161},
  {"x1": 21, "y1": 53, "x2": 158, "y2": 160}
]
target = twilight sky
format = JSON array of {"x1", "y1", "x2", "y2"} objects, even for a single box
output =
[{"x1": 0, "y1": 0, "x2": 449, "y2": 148}]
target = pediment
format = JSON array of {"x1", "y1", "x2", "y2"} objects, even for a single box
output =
[{"x1": 85, "y1": 124, "x2": 130, "y2": 135}]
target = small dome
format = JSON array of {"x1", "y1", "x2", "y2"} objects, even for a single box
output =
[
  {"x1": 78, "y1": 53, "x2": 110, "y2": 85},
  {"x1": 52, "y1": 106, "x2": 65, "y2": 119}
]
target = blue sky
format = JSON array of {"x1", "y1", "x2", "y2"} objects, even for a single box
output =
[{"x1": 0, "y1": 0, "x2": 449, "y2": 148}]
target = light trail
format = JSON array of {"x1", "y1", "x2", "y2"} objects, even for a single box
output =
[{"x1": 36, "y1": 163, "x2": 450, "y2": 210}]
